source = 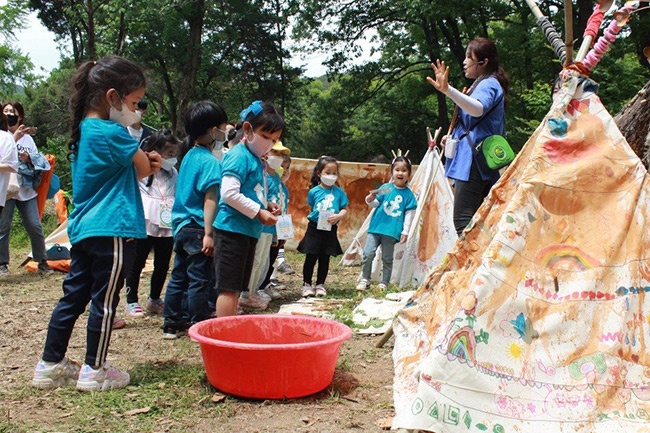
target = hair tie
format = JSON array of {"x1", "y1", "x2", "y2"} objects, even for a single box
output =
[{"x1": 239, "y1": 100, "x2": 263, "y2": 121}]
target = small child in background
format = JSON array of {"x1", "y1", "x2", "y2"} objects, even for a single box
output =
[
  {"x1": 124, "y1": 129, "x2": 181, "y2": 317},
  {"x1": 214, "y1": 100, "x2": 284, "y2": 317},
  {"x1": 254, "y1": 143, "x2": 291, "y2": 301},
  {"x1": 32, "y1": 55, "x2": 160, "y2": 391},
  {"x1": 297, "y1": 156, "x2": 348, "y2": 297},
  {"x1": 273, "y1": 154, "x2": 296, "y2": 276},
  {"x1": 162, "y1": 101, "x2": 227, "y2": 339},
  {"x1": 356, "y1": 153, "x2": 417, "y2": 291}
]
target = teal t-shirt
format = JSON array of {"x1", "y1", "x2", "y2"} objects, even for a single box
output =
[
  {"x1": 171, "y1": 146, "x2": 222, "y2": 237},
  {"x1": 67, "y1": 118, "x2": 145, "y2": 243},
  {"x1": 262, "y1": 171, "x2": 282, "y2": 235},
  {"x1": 215, "y1": 144, "x2": 265, "y2": 238},
  {"x1": 306, "y1": 185, "x2": 349, "y2": 223},
  {"x1": 368, "y1": 183, "x2": 417, "y2": 241}
]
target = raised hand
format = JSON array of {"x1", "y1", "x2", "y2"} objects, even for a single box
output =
[{"x1": 426, "y1": 59, "x2": 450, "y2": 94}]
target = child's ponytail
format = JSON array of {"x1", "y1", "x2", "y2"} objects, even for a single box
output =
[{"x1": 68, "y1": 61, "x2": 96, "y2": 160}]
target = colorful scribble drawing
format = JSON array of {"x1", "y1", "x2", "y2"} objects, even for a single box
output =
[{"x1": 392, "y1": 4, "x2": 650, "y2": 432}]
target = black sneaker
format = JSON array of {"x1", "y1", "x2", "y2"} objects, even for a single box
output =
[
  {"x1": 162, "y1": 326, "x2": 186, "y2": 340},
  {"x1": 38, "y1": 261, "x2": 55, "y2": 276}
]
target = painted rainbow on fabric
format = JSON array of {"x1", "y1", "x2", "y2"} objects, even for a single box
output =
[
  {"x1": 447, "y1": 326, "x2": 477, "y2": 363},
  {"x1": 535, "y1": 244, "x2": 601, "y2": 271}
]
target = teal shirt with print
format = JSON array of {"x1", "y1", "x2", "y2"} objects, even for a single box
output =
[
  {"x1": 262, "y1": 171, "x2": 282, "y2": 235},
  {"x1": 306, "y1": 185, "x2": 349, "y2": 223},
  {"x1": 171, "y1": 146, "x2": 222, "y2": 237},
  {"x1": 216, "y1": 144, "x2": 266, "y2": 239},
  {"x1": 368, "y1": 183, "x2": 417, "y2": 241},
  {"x1": 67, "y1": 118, "x2": 145, "y2": 244}
]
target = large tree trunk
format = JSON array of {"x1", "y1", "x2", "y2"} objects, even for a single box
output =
[{"x1": 614, "y1": 79, "x2": 650, "y2": 168}]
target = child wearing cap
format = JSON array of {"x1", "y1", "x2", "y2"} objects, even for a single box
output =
[{"x1": 239, "y1": 141, "x2": 290, "y2": 309}]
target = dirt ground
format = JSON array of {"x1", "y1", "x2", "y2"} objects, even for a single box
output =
[{"x1": 0, "y1": 251, "x2": 398, "y2": 433}]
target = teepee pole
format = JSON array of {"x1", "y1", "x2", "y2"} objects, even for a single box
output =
[
  {"x1": 564, "y1": 0, "x2": 574, "y2": 64},
  {"x1": 524, "y1": 0, "x2": 567, "y2": 64},
  {"x1": 575, "y1": 0, "x2": 613, "y2": 62}
]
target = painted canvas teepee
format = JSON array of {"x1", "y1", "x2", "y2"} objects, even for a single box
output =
[
  {"x1": 340, "y1": 142, "x2": 457, "y2": 288},
  {"x1": 392, "y1": 67, "x2": 650, "y2": 432}
]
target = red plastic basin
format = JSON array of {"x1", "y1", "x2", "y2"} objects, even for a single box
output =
[{"x1": 188, "y1": 314, "x2": 352, "y2": 399}]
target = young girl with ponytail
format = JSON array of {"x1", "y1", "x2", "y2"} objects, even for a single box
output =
[{"x1": 32, "y1": 55, "x2": 161, "y2": 392}]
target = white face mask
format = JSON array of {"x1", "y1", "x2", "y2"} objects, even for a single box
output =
[
  {"x1": 320, "y1": 174, "x2": 337, "y2": 187},
  {"x1": 246, "y1": 132, "x2": 274, "y2": 158},
  {"x1": 267, "y1": 155, "x2": 283, "y2": 170},
  {"x1": 161, "y1": 157, "x2": 177, "y2": 171},
  {"x1": 109, "y1": 101, "x2": 141, "y2": 127},
  {"x1": 281, "y1": 169, "x2": 291, "y2": 183},
  {"x1": 212, "y1": 148, "x2": 224, "y2": 161}
]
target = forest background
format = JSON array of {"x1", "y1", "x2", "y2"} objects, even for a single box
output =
[{"x1": 1, "y1": 0, "x2": 650, "y2": 197}]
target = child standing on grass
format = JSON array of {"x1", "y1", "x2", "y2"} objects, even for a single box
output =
[
  {"x1": 356, "y1": 154, "x2": 417, "y2": 291},
  {"x1": 297, "y1": 156, "x2": 348, "y2": 297},
  {"x1": 124, "y1": 129, "x2": 181, "y2": 317},
  {"x1": 214, "y1": 100, "x2": 284, "y2": 317},
  {"x1": 240, "y1": 141, "x2": 290, "y2": 309},
  {"x1": 274, "y1": 154, "x2": 296, "y2": 275},
  {"x1": 162, "y1": 101, "x2": 228, "y2": 339},
  {"x1": 259, "y1": 152, "x2": 292, "y2": 295},
  {"x1": 32, "y1": 55, "x2": 161, "y2": 391}
]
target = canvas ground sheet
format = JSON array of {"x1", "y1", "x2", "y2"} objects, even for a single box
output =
[{"x1": 392, "y1": 71, "x2": 650, "y2": 432}]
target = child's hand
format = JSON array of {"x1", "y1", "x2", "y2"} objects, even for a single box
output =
[
  {"x1": 400, "y1": 234, "x2": 408, "y2": 244},
  {"x1": 366, "y1": 192, "x2": 377, "y2": 202},
  {"x1": 258, "y1": 209, "x2": 278, "y2": 226},
  {"x1": 146, "y1": 151, "x2": 162, "y2": 173},
  {"x1": 267, "y1": 202, "x2": 280, "y2": 216},
  {"x1": 327, "y1": 213, "x2": 341, "y2": 224},
  {"x1": 202, "y1": 233, "x2": 214, "y2": 256}
]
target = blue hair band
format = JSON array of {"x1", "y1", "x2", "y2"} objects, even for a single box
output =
[{"x1": 240, "y1": 100, "x2": 263, "y2": 121}]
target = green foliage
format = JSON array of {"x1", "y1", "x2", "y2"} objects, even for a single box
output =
[{"x1": 11, "y1": 0, "x2": 650, "y2": 170}]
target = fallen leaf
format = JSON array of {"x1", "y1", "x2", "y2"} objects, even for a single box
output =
[
  {"x1": 211, "y1": 393, "x2": 227, "y2": 403},
  {"x1": 124, "y1": 407, "x2": 151, "y2": 416},
  {"x1": 377, "y1": 417, "x2": 393, "y2": 430},
  {"x1": 157, "y1": 382, "x2": 166, "y2": 389}
]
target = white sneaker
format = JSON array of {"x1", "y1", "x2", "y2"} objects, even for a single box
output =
[
  {"x1": 76, "y1": 361, "x2": 130, "y2": 392},
  {"x1": 126, "y1": 302, "x2": 145, "y2": 318},
  {"x1": 301, "y1": 283, "x2": 315, "y2": 297},
  {"x1": 315, "y1": 284, "x2": 327, "y2": 297},
  {"x1": 255, "y1": 290, "x2": 272, "y2": 303},
  {"x1": 31, "y1": 357, "x2": 81, "y2": 389},
  {"x1": 263, "y1": 282, "x2": 283, "y2": 299},
  {"x1": 378, "y1": 282, "x2": 388, "y2": 290},
  {"x1": 356, "y1": 279, "x2": 369, "y2": 291}
]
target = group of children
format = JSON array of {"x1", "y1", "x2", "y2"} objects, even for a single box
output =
[{"x1": 29, "y1": 54, "x2": 418, "y2": 392}]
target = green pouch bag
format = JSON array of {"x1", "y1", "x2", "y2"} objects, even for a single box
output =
[{"x1": 477, "y1": 135, "x2": 514, "y2": 170}]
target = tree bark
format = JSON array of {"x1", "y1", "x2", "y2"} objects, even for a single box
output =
[{"x1": 614, "y1": 79, "x2": 650, "y2": 168}]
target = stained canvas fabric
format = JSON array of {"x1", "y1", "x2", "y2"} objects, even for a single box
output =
[
  {"x1": 341, "y1": 146, "x2": 457, "y2": 288},
  {"x1": 392, "y1": 71, "x2": 650, "y2": 432}
]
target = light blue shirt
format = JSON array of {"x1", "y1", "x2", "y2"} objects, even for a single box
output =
[
  {"x1": 216, "y1": 144, "x2": 266, "y2": 238},
  {"x1": 446, "y1": 76, "x2": 505, "y2": 183},
  {"x1": 171, "y1": 146, "x2": 222, "y2": 237},
  {"x1": 368, "y1": 183, "x2": 417, "y2": 241},
  {"x1": 262, "y1": 171, "x2": 282, "y2": 235},
  {"x1": 306, "y1": 185, "x2": 349, "y2": 223},
  {"x1": 68, "y1": 118, "x2": 145, "y2": 243}
]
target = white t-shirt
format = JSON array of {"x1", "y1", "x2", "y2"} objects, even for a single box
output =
[
  {"x1": 0, "y1": 131, "x2": 19, "y2": 207},
  {"x1": 14, "y1": 134, "x2": 40, "y2": 202}
]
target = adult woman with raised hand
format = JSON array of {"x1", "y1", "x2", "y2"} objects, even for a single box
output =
[{"x1": 428, "y1": 37, "x2": 509, "y2": 236}]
